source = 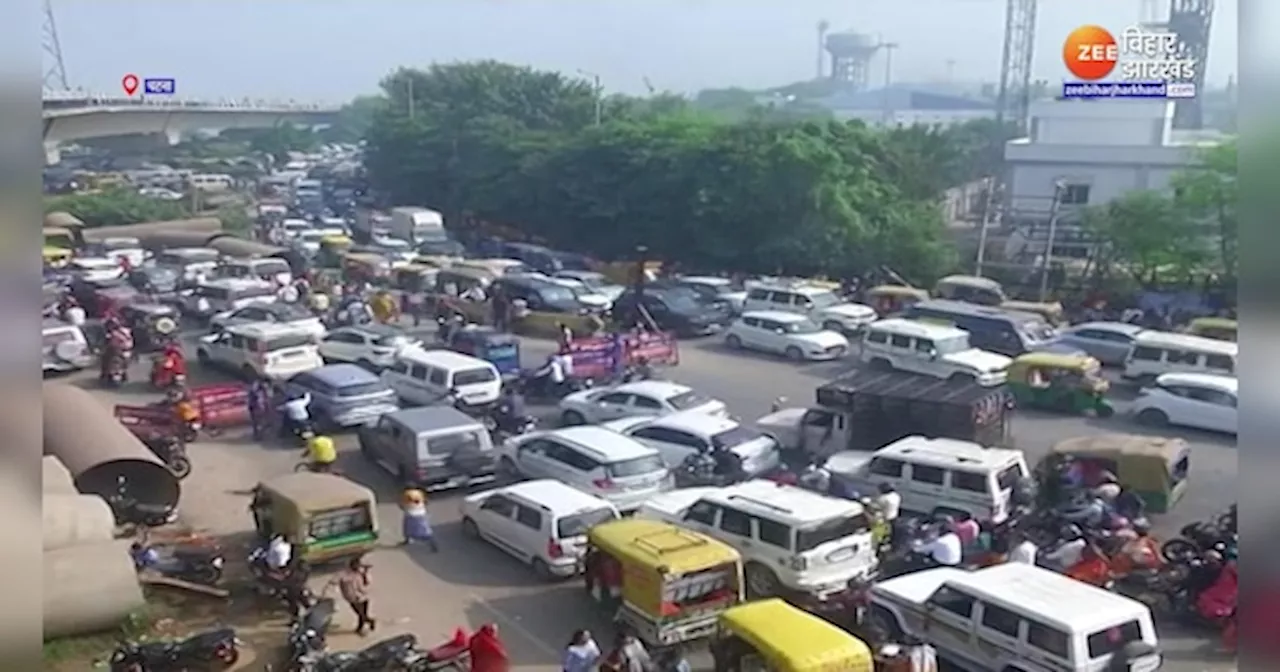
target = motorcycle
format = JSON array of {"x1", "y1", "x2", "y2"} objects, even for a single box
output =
[
  {"x1": 134, "y1": 542, "x2": 225, "y2": 586},
  {"x1": 1161, "y1": 513, "x2": 1237, "y2": 563},
  {"x1": 149, "y1": 355, "x2": 186, "y2": 392},
  {"x1": 285, "y1": 598, "x2": 334, "y2": 668},
  {"x1": 107, "y1": 477, "x2": 176, "y2": 528},
  {"x1": 514, "y1": 369, "x2": 589, "y2": 402},
  {"x1": 109, "y1": 627, "x2": 240, "y2": 671},
  {"x1": 101, "y1": 350, "x2": 131, "y2": 387},
  {"x1": 144, "y1": 436, "x2": 192, "y2": 479},
  {"x1": 247, "y1": 546, "x2": 314, "y2": 611},
  {"x1": 490, "y1": 411, "x2": 536, "y2": 442}
]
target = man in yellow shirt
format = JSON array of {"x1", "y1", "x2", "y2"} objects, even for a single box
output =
[{"x1": 304, "y1": 435, "x2": 338, "y2": 472}]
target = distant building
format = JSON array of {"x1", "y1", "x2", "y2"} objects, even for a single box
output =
[
  {"x1": 999, "y1": 99, "x2": 1229, "y2": 263},
  {"x1": 810, "y1": 85, "x2": 995, "y2": 127}
]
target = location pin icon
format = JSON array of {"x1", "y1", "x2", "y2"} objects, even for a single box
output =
[{"x1": 122, "y1": 74, "x2": 139, "y2": 96}]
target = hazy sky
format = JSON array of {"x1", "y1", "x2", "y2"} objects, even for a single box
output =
[{"x1": 50, "y1": 0, "x2": 1237, "y2": 101}]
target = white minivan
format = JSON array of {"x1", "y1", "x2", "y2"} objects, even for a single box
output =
[
  {"x1": 860, "y1": 318, "x2": 1011, "y2": 386},
  {"x1": 1122, "y1": 330, "x2": 1237, "y2": 384},
  {"x1": 869, "y1": 563, "x2": 1162, "y2": 672},
  {"x1": 825, "y1": 435, "x2": 1029, "y2": 524},
  {"x1": 381, "y1": 349, "x2": 502, "y2": 408},
  {"x1": 196, "y1": 322, "x2": 323, "y2": 380}
]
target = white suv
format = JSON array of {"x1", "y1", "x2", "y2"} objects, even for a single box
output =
[
  {"x1": 742, "y1": 282, "x2": 877, "y2": 334},
  {"x1": 196, "y1": 322, "x2": 323, "y2": 379},
  {"x1": 460, "y1": 479, "x2": 620, "y2": 579},
  {"x1": 860, "y1": 318, "x2": 1011, "y2": 386},
  {"x1": 637, "y1": 479, "x2": 877, "y2": 600}
]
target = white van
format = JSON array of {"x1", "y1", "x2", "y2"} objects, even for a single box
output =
[
  {"x1": 196, "y1": 322, "x2": 323, "y2": 379},
  {"x1": 1123, "y1": 330, "x2": 1236, "y2": 383},
  {"x1": 860, "y1": 318, "x2": 1012, "y2": 386},
  {"x1": 218, "y1": 257, "x2": 293, "y2": 286},
  {"x1": 870, "y1": 563, "x2": 1162, "y2": 672},
  {"x1": 825, "y1": 435, "x2": 1029, "y2": 524},
  {"x1": 182, "y1": 278, "x2": 277, "y2": 317},
  {"x1": 155, "y1": 247, "x2": 220, "y2": 283},
  {"x1": 381, "y1": 349, "x2": 501, "y2": 408},
  {"x1": 742, "y1": 281, "x2": 877, "y2": 334}
]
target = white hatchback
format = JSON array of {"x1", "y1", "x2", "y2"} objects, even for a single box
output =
[
  {"x1": 498, "y1": 426, "x2": 673, "y2": 512},
  {"x1": 460, "y1": 480, "x2": 620, "y2": 579},
  {"x1": 725, "y1": 311, "x2": 849, "y2": 361},
  {"x1": 602, "y1": 412, "x2": 781, "y2": 476},
  {"x1": 1133, "y1": 372, "x2": 1237, "y2": 435},
  {"x1": 558, "y1": 380, "x2": 728, "y2": 426}
]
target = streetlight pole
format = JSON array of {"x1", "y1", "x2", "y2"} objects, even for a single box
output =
[
  {"x1": 881, "y1": 42, "x2": 899, "y2": 124},
  {"x1": 577, "y1": 69, "x2": 603, "y2": 125},
  {"x1": 1038, "y1": 180, "x2": 1067, "y2": 302}
]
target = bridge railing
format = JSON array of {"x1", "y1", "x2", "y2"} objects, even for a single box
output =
[{"x1": 42, "y1": 93, "x2": 338, "y2": 112}]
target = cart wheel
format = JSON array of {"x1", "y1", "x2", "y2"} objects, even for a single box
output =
[{"x1": 168, "y1": 456, "x2": 192, "y2": 479}]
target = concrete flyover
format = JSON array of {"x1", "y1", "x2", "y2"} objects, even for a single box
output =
[{"x1": 42, "y1": 94, "x2": 341, "y2": 162}]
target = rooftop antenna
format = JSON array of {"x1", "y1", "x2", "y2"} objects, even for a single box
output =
[{"x1": 42, "y1": 0, "x2": 70, "y2": 91}]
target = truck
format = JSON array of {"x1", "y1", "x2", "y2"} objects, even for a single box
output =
[
  {"x1": 389, "y1": 206, "x2": 446, "y2": 243},
  {"x1": 755, "y1": 369, "x2": 1012, "y2": 458}
]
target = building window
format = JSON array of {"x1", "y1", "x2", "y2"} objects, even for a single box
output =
[{"x1": 1059, "y1": 183, "x2": 1091, "y2": 205}]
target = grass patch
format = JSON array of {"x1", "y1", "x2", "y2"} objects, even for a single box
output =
[{"x1": 42, "y1": 609, "x2": 152, "y2": 665}]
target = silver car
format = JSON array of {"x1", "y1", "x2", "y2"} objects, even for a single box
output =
[{"x1": 1055, "y1": 321, "x2": 1146, "y2": 366}]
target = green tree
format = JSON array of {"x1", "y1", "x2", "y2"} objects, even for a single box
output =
[
  {"x1": 1171, "y1": 140, "x2": 1236, "y2": 281},
  {"x1": 1082, "y1": 191, "x2": 1207, "y2": 284},
  {"x1": 246, "y1": 123, "x2": 320, "y2": 163},
  {"x1": 318, "y1": 95, "x2": 387, "y2": 143},
  {"x1": 44, "y1": 189, "x2": 191, "y2": 228}
]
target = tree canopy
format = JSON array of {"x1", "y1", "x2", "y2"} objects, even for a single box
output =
[{"x1": 362, "y1": 61, "x2": 1000, "y2": 281}]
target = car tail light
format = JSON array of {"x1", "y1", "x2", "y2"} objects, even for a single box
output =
[
  {"x1": 790, "y1": 555, "x2": 808, "y2": 571},
  {"x1": 592, "y1": 478, "x2": 616, "y2": 491},
  {"x1": 547, "y1": 539, "x2": 564, "y2": 558}
]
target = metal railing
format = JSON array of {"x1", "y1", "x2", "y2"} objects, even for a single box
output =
[{"x1": 43, "y1": 92, "x2": 338, "y2": 112}]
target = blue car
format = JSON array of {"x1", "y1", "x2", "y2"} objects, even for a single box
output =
[{"x1": 287, "y1": 363, "x2": 400, "y2": 429}]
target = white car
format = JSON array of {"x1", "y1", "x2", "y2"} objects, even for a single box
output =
[
  {"x1": 558, "y1": 380, "x2": 728, "y2": 426},
  {"x1": 601, "y1": 412, "x2": 781, "y2": 476},
  {"x1": 1133, "y1": 372, "x2": 1237, "y2": 434},
  {"x1": 318, "y1": 324, "x2": 425, "y2": 369},
  {"x1": 498, "y1": 426, "x2": 674, "y2": 512},
  {"x1": 742, "y1": 283, "x2": 878, "y2": 334},
  {"x1": 138, "y1": 187, "x2": 184, "y2": 201},
  {"x1": 210, "y1": 302, "x2": 327, "y2": 340},
  {"x1": 552, "y1": 270, "x2": 625, "y2": 302},
  {"x1": 68, "y1": 257, "x2": 124, "y2": 282},
  {"x1": 725, "y1": 311, "x2": 849, "y2": 361},
  {"x1": 196, "y1": 322, "x2": 323, "y2": 380},
  {"x1": 460, "y1": 480, "x2": 620, "y2": 579},
  {"x1": 542, "y1": 276, "x2": 613, "y2": 311}
]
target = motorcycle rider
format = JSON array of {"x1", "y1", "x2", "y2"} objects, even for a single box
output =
[
  {"x1": 152, "y1": 340, "x2": 187, "y2": 389},
  {"x1": 529, "y1": 351, "x2": 573, "y2": 398},
  {"x1": 100, "y1": 315, "x2": 134, "y2": 381},
  {"x1": 1185, "y1": 549, "x2": 1227, "y2": 598},
  {"x1": 304, "y1": 435, "x2": 338, "y2": 473},
  {"x1": 59, "y1": 295, "x2": 86, "y2": 326},
  {"x1": 1042, "y1": 524, "x2": 1089, "y2": 571},
  {"x1": 711, "y1": 445, "x2": 746, "y2": 483},
  {"x1": 493, "y1": 385, "x2": 528, "y2": 434},
  {"x1": 279, "y1": 389, "x2": 313, "y2": 440},
  {"x1": 909, "y1": 518, "x2": 963, "y2": 569}
]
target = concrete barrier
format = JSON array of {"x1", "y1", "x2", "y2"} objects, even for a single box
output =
[
  {"x1": 43, "y1": 494, "x2": 116, "y2": 550},
  {"x1": 42, "y1": 385, "x2": 180, "y2": 518},
  {"x1": 42, "y1": 456, "x2": 76, "y2": 494},
  {"x1": 43, "y1": 540, "x2": 145, "y2": 639}
]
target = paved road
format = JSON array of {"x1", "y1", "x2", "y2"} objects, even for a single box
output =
[{"x1": 72, "y1": 323, "x2": 1237, "y2": 670}]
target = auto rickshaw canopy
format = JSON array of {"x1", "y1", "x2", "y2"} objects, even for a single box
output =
[
  {"x1": 1008, "y1": 352, "x2": 1102, "y2": 377},
  {"x1": 718, "y1": 599, "x2": 873, "y2": 672},
  {"x1": 933, "y1": 274, "x2": 1006, "y2": 304},
  {"x1": 1186, "y1": 317, "x2": 1238, "y2": 342},
  {"x1": 588, "y1": 518, "x2": 740, "y2": 577},
  {"x1": 1047, "y1": 433, "x2": 1190, "y2": 497},
  {"x1": 257, "y1": 472, "x2": 378, "y2": 514},
  {"x1": 1000, "y1": 299, "x2": 1065, "y2": 325}
]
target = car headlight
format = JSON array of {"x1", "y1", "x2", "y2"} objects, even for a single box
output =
[{"x1": 211, "y1": 556, "x2": 224, "y2": 568}]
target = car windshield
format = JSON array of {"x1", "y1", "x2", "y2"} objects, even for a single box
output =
[
  {"x1": 1019, "y1": 319, "x2": 1055, "y2": 342},
  {"x1": 538, "y1": 285, "x2": 577, "y2": 303},
  {"x1": 374, "y1": 333, "x2": 411, "y2": 347},
  {"x1": 426, "y1": 430, "x2": 483, "y2": 455},
  {"x1": 263, "y1": 334, "x2": 314, "y2": 350},
  {"x1": 556, "y1": 508, "x2": 619, "y2": 538},
  {"x1": 710, "y1": 426, "x2": 774, "y2": 451},
  {"x1": 606, "y1": 455, "x2": 666, "y2": 478},
  {"x1": 795, "y1": 514, "x2": 872, "y2": 552},
  {"x1": 565, "y1": 273, "x2": 605, "y2": 288},
  {"x1": 784, "y1": 319, "x2": 823, "y2": 334},
  {"x1": 934, "y1": 335, "x2": 971, "y2": 355},
  {"x1": 666, "y1": 390, "x2": 708, "y2": 411},
  {"x1": 807, "y1": 291, "x2": 841, "y2": 309},
  {"x1": 453, "y1": 367, "x2": 497, "y2": 386},
  {"x1": 257, "y1": 260, "x2": 290, "y2": 275},
  {"x1": 660, "y1": 291, "x2": 701, "y2": 312},
  {"x1": 335, "y1": 380, "x2": 389, "y2": 397}
]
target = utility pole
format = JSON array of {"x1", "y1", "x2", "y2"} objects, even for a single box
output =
[
  {"x1": 577, "y1": 70, "x2": 603, "y2": 125},
  {"x1": 880, "y1": 42, "x2": 899, "y2": 124},
  {"x1": 1038, "y1": 181, "x2": 1066, "y2": 302}
]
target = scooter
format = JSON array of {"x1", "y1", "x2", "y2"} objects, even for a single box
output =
[
  {"x1": 133, "y1": 542, "x2": 225, "y2": 585},
  {"x1": 101, "y1": 350, "x2": 131, "y2": 387},
  {"x1": 144, "y1": 437, "x2": 192, "y2": 480},
  {"x1": 247, "y1": 546, "x2": 314, "y2": 612},
  {"x1": 285, "y1": 598, "x2": 334, "y2": 667},
  {"x1": 109, "y1": 627, "x2": 240, "y2": 671}
]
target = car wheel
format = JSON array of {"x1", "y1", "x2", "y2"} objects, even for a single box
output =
[
  {"x1": 865, "y1": 604, "x2": 903, "y2": 639},
  {"x1": 532, "y1": 558, "x2": 554, "y2": 580},
  {"x1": 1136, "y1": 408, "x2": 1169, "y2": 427},
  {"x1": 744, "y1": 562, "x2": 781, "y2": 599},
  {"x1": 498, "y1": 457, "x2": 521, "y2": 481},
  {"x1": 869, "y1": 358, "x2": 893, "y2": 371},
  {"x1": 725, "y1": 334, "x2": 743, "y2": 349},
  {"x1": 948, "y1": 372, "x2": 976, "y2": 384},
  {"x1": 822, "y1": 321, "x2": 843, "y2": 333},
  {"x1": 560, "y1": 410, "x2": 586, "y2": 426},
  {"x1": 784, "y1": 346, "x2": 805, "y2": 361},
  {"x1": 461, "y1": 517, "x2": 480, "y2": 539}
]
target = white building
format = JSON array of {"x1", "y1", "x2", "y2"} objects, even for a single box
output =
[
  {"x1": 812, "y1": 86, "x2": 995, "y2": 127},
  {"x1": 1005, "y1": 99, "x2": 1225, "y2": 216}
]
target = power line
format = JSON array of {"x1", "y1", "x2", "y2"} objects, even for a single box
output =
[{"x1": 42, "y1": 0, "x2": 70, "y2": 91}]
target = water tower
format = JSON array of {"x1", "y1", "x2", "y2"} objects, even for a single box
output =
[{"x1": 824, "y1": 31, "x2": 880, "y2": 90}]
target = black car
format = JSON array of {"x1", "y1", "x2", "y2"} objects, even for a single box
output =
[
  {"x1": 492, "y1": 275, "x2": 587, "y2": 314},
  {"x1": 611, "y1": 287, "x2": 728, "y2": 337},
  {"x1": 127, "y1": 266, "x2": 180, "y2": 294},
  {"x1": 648, "y1": 279, "x2": 737, "y2": 315}
]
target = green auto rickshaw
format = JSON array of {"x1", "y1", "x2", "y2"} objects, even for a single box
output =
[
  {"x1": 1044, "y1": 434, "x2": 1190, "y2": 513},
  {"x1": 1007, "y1": 352, "x2": 1114, "y2": 417},
  {"x1": 1185, "y1": 316, "x2": 1238, "y2": 342}
]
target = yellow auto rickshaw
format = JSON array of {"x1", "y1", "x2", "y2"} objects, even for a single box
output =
[
  {"x1": 342, "y1": 251, "x2": 391, "y2": 282},
  {"x1": 713, "y1": 599, "x2": 874, "y2": 672},
  {"x1": 249, "y1": 472, "x2": 379, "y2": 564},
  {"x1": 1045, "y1": 434, "x2": 1190, "y2": 513},
  {"x1": 433, "y1": 267, "x2": 493, "y2": 324},
  {"x1": 42, "y1": 245, "x2": 74, "y2": 268},
  {"x1": 392, "y1": 262, "x2": 441, "y2": 295},
  {"x1": 1185, "y1": 316, "x2": 1237, "y2": 342},
  {"x1": 1006, "y1": 352, "x2": 1114, "y2": 417},
  {"x1": 317, "y1": 235, "x2": 353, "y2": 267},
  {"x1": 864, "y1": 285, "x2": 929, "y2": 316},
  {"x1": 584, "y1": 518, "x2": 744, "y2": 649},
  {"x1": 933, "y1": 274, "x2": 1005, "y2": 306},
  {"x1": 1000, "y1": 299, "x2": 1066, "y2": 326}
]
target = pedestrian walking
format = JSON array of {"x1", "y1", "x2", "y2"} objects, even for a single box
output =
[
  {"x1": 600, "y1": 630, "x2": 653, "y2": 672},
  {"x1": 562, "y1": 629, "x2": 600, "y2": 672},
  {"x1": 400, "y1": 488, "x2": 439, "y2": 552},
  {"x1": 491, "y1": 284, "x2": 509, "y2": 332},
  {"x1": 327, "y1": 556, "x2": 377, "y2": 635},
  {"x1": 246, "y1": 378, "x2": 271, "y2": 440}
]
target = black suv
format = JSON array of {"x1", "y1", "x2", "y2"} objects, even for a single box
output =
[
  {"x1": 492, "y1": 275, "x2": 587, "y2": 314},
  {"x1": 611, "y1": 287, "x2": 729, "y2": 337}
]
